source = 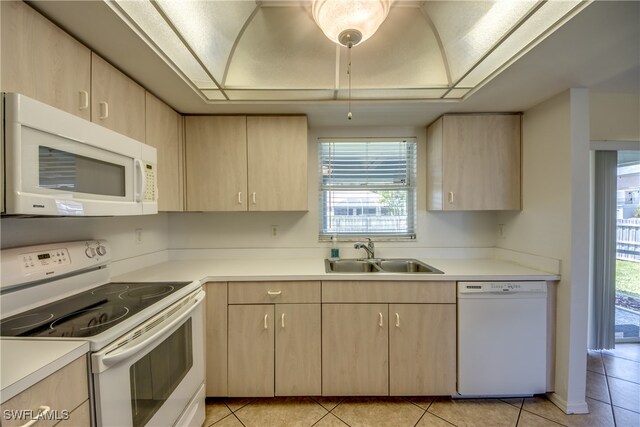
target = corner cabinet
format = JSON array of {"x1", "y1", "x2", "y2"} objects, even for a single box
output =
[
  {"x1": 427, "y1": 114, "x2": 521, "y2": 211},
  {"x1": 185, "y1": 116, "x2": 308, "y2": 212},
  {"x1": 145, "y1": 92, "x2": 184, "y2": 211}
]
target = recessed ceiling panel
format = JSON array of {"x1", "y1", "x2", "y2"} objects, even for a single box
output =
[
  {"x1": 337, "y1": 88, "x2": 449, "y2": 100},
  {"x1": 423, "y1": 0, "x2": 537, "y2": 84},
  {"x1": 225, "y1": 6, "x2": 336, "y2": 89},
  {"x1": 338, "y1": 7, "x2": 449, "y2": 89},
  {"x1": 157, "y1": 0, "x2": 257, "y2": 83},
  {"x1": 226, "y1": 89, "x2": 335, "y2": 101}
]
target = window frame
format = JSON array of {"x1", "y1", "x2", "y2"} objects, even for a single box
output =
[{"x1": 318, "y1": 137, "x2": 418, "y2": 241}]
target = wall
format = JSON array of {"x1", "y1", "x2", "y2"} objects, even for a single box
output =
[
  {"x1": 590, "y1": 92, "x2": 640, "y2": 141},
  {"x1": 0, "y1": 214, "x2": 170, "y2": 266},
  {"x1": 498, "y1": 89, "x2": 590, "y2": 413},
  {"x1": 169, "y1": 126, "x2": 500, "y2": 255}
]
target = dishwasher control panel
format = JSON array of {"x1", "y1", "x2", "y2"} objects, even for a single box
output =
[{"x1": 458, "y1": 281, "x2": 547, "y2": 294}]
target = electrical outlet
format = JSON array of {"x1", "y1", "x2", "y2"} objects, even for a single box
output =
[
  {"x1": 271, "y1": 225, "x2": 278, "y2": 237},
  {"x1": 135, "y1": 228, "x2": 143, "y2": 244}
]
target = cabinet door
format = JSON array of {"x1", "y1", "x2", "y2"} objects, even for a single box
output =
[
  {"x1": 275, "y1": 304, "x2": 321, "y2": 396},
  {"x1": 322, "y1": 304, "x2": 388, "y2": 396},
  {"x1": 145, "y1": 92, "x2": 184, "y2": 211},
  {"x1": 185, "y1": 116, "x2": 248, "y2": 211},
  {"x1": 1, "y1": 1, "x2": 91, "y2": 120},
  {"x1": 389, "y1": 304, "x2": 456, "y2": 395},
  {"x1": 91, "y1": 53, "x2": 146, "y2": 142},
  {"x1": 205, "y1": 282, "x2": 227, "y2": 396},
  {"x1": 442, "y1": 115, "x2": 521, "y2": 210},
  {"x1": 247, "y1": 116, "x2": 307, "y2": 211},
  {"x1": 228, "y1": 305, "x2": 274, "y2": 397}
]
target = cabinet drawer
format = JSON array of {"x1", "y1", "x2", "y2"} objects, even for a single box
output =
[
  {"x1": 229, "y1": 281, "x2": 321, "y2": 304},
  {"x1": 55, "y1": 400, "x2": 90, "y2": 427},
  {"x1": 322, "y1": 281, "x2": 455, "y2": 303},
  {"x1": 1, "y1": 356, "x2": 88, "y2": 427}
]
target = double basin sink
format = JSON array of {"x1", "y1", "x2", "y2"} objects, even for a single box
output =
[{"x1": 325, "y1": 258, "x2": 444, "y2": 274}]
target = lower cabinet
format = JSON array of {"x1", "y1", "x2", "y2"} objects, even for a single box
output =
[
  {"x1": 209, "y1": 280, "x2": 455, "y2": 398},
  {"x1": 228, "y1": 303, "x2": 321, "y2": 397},
  {"x1": 322, "y1": 304, "x2": 389, "y2": 396},
  {"x1": 322, "y1": 303, "x2": 456, "y2": 396}
]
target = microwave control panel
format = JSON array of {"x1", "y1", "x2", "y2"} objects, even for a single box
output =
[{"x1": 144, "y1": 163, "x2": 157, "y2": 201}]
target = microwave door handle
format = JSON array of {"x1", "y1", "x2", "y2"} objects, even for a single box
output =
[
  {"x1": 134, "y1": 159, "x2": 146, "y2": 203},
  {"x1": 100, "y1": 291, "x2": 204, "y2": 368}
]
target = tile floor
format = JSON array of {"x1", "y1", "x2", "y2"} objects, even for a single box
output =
[{"x1": 203, "y1": 343, "x2": 640, "y2": 427}]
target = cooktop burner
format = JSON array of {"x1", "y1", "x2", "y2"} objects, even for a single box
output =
[{"x1": 0, "y1": 281, "x2": 191, "y2": 338}]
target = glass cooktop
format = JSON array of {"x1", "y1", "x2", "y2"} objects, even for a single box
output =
[{"x1": 0, "y1": 282, "x2": 191, "y2": 338}]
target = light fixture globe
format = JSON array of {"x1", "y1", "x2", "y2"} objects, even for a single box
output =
[{"x1": 312, "y1": 0, "x2": 391, "y2": 47}]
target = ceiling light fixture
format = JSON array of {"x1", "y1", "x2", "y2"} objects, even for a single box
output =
[{"x1": 312, "y1": 0, "x2": 391, "y2": 119}]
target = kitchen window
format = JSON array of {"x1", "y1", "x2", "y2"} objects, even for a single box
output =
[{"x1": 319, "y1": 139, "x2": 417, "y2": 239}]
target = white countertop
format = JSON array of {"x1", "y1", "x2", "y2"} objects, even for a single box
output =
[
  {"x1": 113, "y1": 257, "x2": 560, "y2": 283},
  {"x1": 1, "y1": 339, "x2": 89, "y2": 403}
]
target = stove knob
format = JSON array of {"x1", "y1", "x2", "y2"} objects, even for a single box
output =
[
  {"x1": 85, "y1": 247, "x2": 96, "y2": 258},
  {"x1": 96, "y1": 245, "x2": 107, "y2": 256}
]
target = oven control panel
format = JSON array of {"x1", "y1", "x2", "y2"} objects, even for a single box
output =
[{"x1": 1, "y1": 240, "x2": 111, "y2": 290}]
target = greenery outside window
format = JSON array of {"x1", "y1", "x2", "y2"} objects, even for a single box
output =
[{"x1": 319, "y1": 139, "x2": 417, "y2": 239}]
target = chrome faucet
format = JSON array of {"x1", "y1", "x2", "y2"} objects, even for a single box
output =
[{"x1": 354, "y1": 238, "x2": 375, "y2": 259}]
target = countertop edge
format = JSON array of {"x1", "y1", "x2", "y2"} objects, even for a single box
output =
[{"x1": 1, "y1": 339, "x2": 90, "y2": 403}]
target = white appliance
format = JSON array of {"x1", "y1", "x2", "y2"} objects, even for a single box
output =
[
  {"x1": 2, "y1": 93, "x2": 157, "y2": 216},
  {"x1": 457, "y1": 281, "x2": 547, "y2": 397},
  {"x1": 0, "y1": 240, "x2": 204, "y2": 427}
]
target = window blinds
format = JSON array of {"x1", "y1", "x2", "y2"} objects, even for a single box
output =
[{"x1": 319, "y1": 140, "x2": 417, "y2": 238}]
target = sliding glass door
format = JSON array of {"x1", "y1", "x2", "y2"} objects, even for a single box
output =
[{"x1": 615, "y1": 151, "x2": 640, "y2": 343}]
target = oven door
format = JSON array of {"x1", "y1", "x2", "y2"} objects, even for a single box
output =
[{"x1": 91, "y1": 289, "x2": 205, "y2": 427}]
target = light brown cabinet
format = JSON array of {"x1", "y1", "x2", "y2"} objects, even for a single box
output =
[
  {"x1": 226, "y1": 281, "x2": 321, "y2": 397},
  {"x1": 321, "y1": 281, "x2": 456, "y2": 396},
  {"x1": 185, "y1": 115, "x2": 308, "y2": 212},
  {"x1": 322, "y1": 303, "x2": 389, "y2": 396},
  {"x1": 427, "y1": 114, "x2": 521, "y2": 210},
  {"x1": 205, "y1": 282, "x2": 228, "y2": 396},
  {"x1": 0, "y1": 1, "x2": 91, "y2": 120},
  {"x1": 145, "y1": 92, "x2": 184, "y2": 211},
  {"x1": 0, "y1": 355, "x2": 89, "y2": 427},
  {"x1": 91, "y1": 53, "x2": 146, "y2": 142}
]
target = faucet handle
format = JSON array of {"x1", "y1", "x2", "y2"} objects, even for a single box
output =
[{"x1": 367, "y1": 238, "x2": 374, "y2": 249}]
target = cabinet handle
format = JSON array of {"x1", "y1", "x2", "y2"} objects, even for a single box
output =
[
  {"x1": 20, "y1": 406, "x2": 50, "y2": 427},
  {"x1": 281, "y1": 313, "x2": 285, "y2": 328},
  {"x1": 237, "y1": 192, "x2": 243, "y2": 205},
  {"x1": 79, "y1": 90, "x2": 89, "y2": 110},
  {"x1": 264, "y1": 314, "x2": 268, "y2": 329},
  {"x1": 448, "y1": 192, "x2": 454, "y2": 204},
  {"x1": 251, "y1": 192, "x2": 257, "y2": 205},
  {"x1": 99, "y1": 101, "x2": 109, "y2": 119},
  {"x1": 267, "y1": 290, "x2": 282, "y2": 296},
  {"x1": 395, "y1": 313, "x2": 400, "y2": 327},
  {"x1": 378, "y1": 312, "x2": 383, "y2": 327}
]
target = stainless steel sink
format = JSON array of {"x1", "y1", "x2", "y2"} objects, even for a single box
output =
[
  {"x1": 376, "y1": 259, "x2": 444, "y2": 274},
  {"x1": 325, "y1": 258, "x2": 443, "y2": 274},
  {"x1": 324, "y1": 259, "x2": 382, "y2": 273}
]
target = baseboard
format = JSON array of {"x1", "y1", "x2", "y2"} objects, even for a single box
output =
[{"x1": 548, "y1": 392, "x2": 589, "y2": 414}]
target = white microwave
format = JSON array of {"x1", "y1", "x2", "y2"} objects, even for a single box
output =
[{"x1": 2, "y1": 93, "x2": 157, "y2": 216}]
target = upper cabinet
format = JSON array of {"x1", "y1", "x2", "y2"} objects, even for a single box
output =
[
  {"x1": 185, "y1": 116, "x2": 248, "y2": 212},
  {"x1": 145, "y1": 92, "x2": 184, "y2": 211},
  {"x1": 185, "y1": 115, "x2": 308, "y2": 212},
  {"x1": 427, "y1": 114, "x2": 521, "y2": 211},
  {"x1": 1, "y1": 1, "x2": 91, "y2": 120},
  {"x1": 91, "y1": 53, "x2": 146, "y2": 142}
]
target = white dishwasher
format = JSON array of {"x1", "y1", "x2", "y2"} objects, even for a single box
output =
[{"x1": 457, "y1": 281, "x2": 547, "y2": 397}]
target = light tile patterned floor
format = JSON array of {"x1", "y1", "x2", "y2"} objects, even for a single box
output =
[{"x1": 203, "y1": 344, "x2": 640, "y2": 427}]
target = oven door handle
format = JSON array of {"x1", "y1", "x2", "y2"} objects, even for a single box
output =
[{"x1": 99, "y1": 290, "x2": 204, "y2": 368}]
